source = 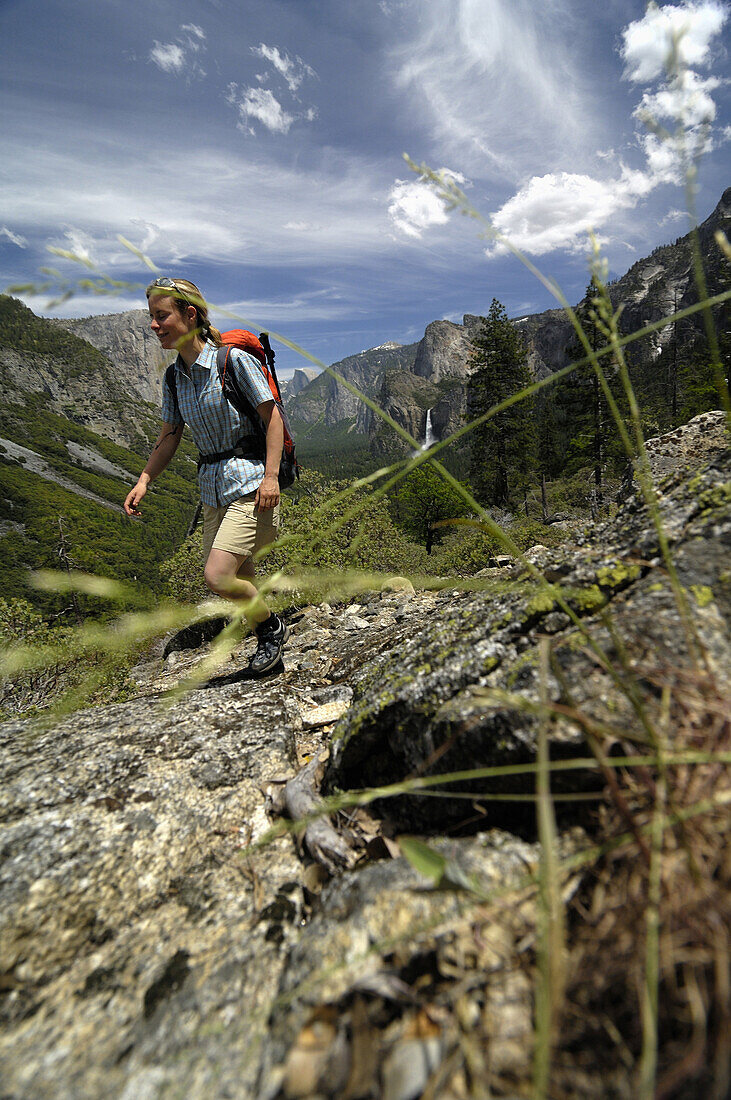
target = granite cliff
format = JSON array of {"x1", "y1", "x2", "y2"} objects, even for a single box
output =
[
  {"x1": 53, "y1": 309, "x2": 172, "y2": 407},
  {"x1": 0, "y1": 297, "x2": 162, "y2": 451},
  {"x1": 1, "y1": 412, "x2": 729, "y2": 1098},
  {"x1": 290, "y1": 342, "x2": 419, "y2": 433}
]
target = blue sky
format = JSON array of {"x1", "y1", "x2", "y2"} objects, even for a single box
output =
[{"x1": 1, "y1": 0, "x2": 729, "y2": 379}]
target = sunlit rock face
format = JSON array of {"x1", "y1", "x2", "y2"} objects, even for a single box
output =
[
  {"x1": 280, "y1": 366, "x2": 320, "y2": 400},
  {"x1": 412, "y1": 319, "x2": 473, "y2": 383},
  {"x1": 288, "y1": 342, "x2": 418, "y2": 432}
]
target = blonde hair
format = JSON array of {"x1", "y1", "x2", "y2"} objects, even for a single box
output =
[{"x1": 146, "y1": 277, "x2": 223, "y2": 346}]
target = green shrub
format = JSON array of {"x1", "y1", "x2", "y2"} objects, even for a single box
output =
[
  {"x1": 160, "y1": 528, "x2": 208, "y2": 604},
  {"x1": 508, "y1": 517, "x2": 569, "y2": 551},
  {"x1": 429, "y1": 515, "x2": 568, "y2": 576},
  {"x1": 429, "y1": 526, "x2": 502, "y2": 575},
  {"x1": 0, "y1": 596, "x2": 52, "y2": 645}
]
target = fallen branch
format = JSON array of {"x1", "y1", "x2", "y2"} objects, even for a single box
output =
[{"x1": 269, "y1": 752, "x2": 357, "y2": 875}]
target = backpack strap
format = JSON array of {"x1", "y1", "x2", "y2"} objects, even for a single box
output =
[
  {"x1": 164, "y1": 361, "x2": 179, "y2": 421},
  {"x1": 258, "y1": 332, "x2": 284, "y2": 402},
  {"x1": 216, "y1": 345, "x2": 267, "y2": 451}
]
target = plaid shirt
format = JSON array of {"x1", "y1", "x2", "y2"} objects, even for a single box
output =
[{"x1": 161, "y1": 340, "x2": 274, "y2": 507}]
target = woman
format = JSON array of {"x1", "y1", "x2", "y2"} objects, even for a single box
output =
[{"x1": 124, "y1": 277, "x2": 289, "y2": 674}]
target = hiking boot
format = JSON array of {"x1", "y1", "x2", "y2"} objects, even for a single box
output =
[{"x1": 248, "y1": 614, "x2": 290, "y2": 675}]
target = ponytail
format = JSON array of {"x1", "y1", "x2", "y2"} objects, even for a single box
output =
[{"x1": 206, "y1": 323, "x2": 223, "y2": 347}]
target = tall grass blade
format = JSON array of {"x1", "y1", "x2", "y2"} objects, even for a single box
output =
[{"x1": 532, "y1": 638, "x2": 566, "y2": 1096}]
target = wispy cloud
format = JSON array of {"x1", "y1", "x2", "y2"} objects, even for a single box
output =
[
  {"x1": 283, "y1": 221, "x2": 322, "y2": 232},
  {"x1": 252, "y1": 43, "x2": 316, "y2": 93},
  {"x1": 0, "y1": 125, "x2": 397, "y2": 274},
  {"x1": 660, "y1": 207, "x2": 687, "y2": 225},
  {"x1": 620, "y1": 1, "x2": 727, "y2": 81},
  {"x1": 227, "y1": 42, "x2": 318, "y2": 136},
  {"x1": 55, "y1": 227, "x2": 97, "y2": 265},
  {"x1": 390, "y1": 0, "x2": 598, "y2": 180},
  {"x1": 149, "y1": 23, "x2": 207, "y2": 78}
]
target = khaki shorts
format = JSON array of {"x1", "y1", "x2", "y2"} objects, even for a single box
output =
[{"x1": 202, "y1": 491, "x2": 280, "y2": 563}]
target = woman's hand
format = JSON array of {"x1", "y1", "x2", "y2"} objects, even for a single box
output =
[
  {"x1": 124, "y1": 477, "x2": 148, "y2": 517},
  {"x1": 255, "y1": 474, "x2": 280, "y2": 511}
]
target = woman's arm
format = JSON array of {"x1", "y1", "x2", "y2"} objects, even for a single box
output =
[
  {"x1": 124, "y1": 423, "x2": 183, "y2": 517},
  {"x1": 254, "y1": 401, "x2": 283, "y2": 511}
]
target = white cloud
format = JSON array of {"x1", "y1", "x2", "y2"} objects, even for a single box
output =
[
  {"x1": 252, "y1": 43, "x2": 316, "y2": 93},
  {"x1": 388, "y1": 170, "x2": 465, "y2": 238},
  {"x1": 622, "y1": 3, "x2": 728, "y2": 186},
  {"x1": 636, "y1": 71, "x2": 720, "y2": 128},
  {"x1": 393, "y1": 0, "x2": 728, "y2": 258},
  {"x1": 149, "y1": 43, "x2": 185, "y2": 74},
  {"x1": 0, "y1": 226, "x2": 27, "y2": 248},
  {"x1": 620, "y1": 1, "x2": 727, "y2": 82},
  {"x1": 486, "y1": 172, "x2": 642, "y2": 256},
  {"x1": 226, "y1": 81, "x2": 318, "y2": 135},
  {"x1": 234, "y1": 88, "x2": 295, "y2": 134},
  {"x1": 639, "y1": 132, "x2": 684, "y2": 186},
  {"x1": 149, "y1": 24, "x2": 207, "y2": 77}
]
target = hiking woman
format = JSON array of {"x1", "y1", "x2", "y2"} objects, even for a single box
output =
[{"x1": 123, "y1": 277, "x2": 289, "y2": 674}]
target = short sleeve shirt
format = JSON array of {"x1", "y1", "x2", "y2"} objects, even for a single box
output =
[{"x1": 161, "y1": 340, "x2": 274, "y2": 507}]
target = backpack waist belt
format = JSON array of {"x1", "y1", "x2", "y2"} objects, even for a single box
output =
[{"x1": 197, "y1": 434, "x2": 263, "y2": 469}]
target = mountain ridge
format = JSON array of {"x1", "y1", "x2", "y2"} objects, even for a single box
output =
[{"x1": 291, "y1": 186, "x2": 729, "y2": 449}]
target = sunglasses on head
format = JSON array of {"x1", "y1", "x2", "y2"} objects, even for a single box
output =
[{"x1": 146, "y1": 276, "x2": 188, "y2": 299}]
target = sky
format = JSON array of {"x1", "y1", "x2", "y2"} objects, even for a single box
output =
[{"x1": 1, "y1": 0, "x2": 729, "y2": 379}]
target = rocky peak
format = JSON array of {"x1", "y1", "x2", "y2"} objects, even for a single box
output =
[
  {"x1": 287, "y1": 366, "x2": 320, "y2": 396},
  {"x1": 412, "y1": 319, "x2": 473, "y2": 382},
  {"x1": 289, "y1": 340, "x2": 418, "y2": 431}
]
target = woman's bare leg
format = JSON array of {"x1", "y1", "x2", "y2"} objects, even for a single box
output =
[{"x1": 203, "y1": 547, "x2": 269, "y2": 625}]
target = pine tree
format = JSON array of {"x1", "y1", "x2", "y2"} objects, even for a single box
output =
[
  {"x1": 550, "y1": 280, "x2": 627, "y2": 511},
  {"x1": 468, "y1": 299, "x2": 537, "y2": 508}
]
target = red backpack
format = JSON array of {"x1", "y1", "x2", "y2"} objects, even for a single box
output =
[{"x1": 166, "y1": 329, "x2": 300, "y2": 488}]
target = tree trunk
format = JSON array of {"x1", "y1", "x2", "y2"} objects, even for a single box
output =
[{"x1": 541, "y1": 474, "x2": 549, "y2": 524}]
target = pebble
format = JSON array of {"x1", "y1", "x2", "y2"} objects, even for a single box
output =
[
  {"x1": 301, "y1": 701, "x2": 350, "y2": 729},
  {"x1": 382, "y1": 1037, "x2": 444, "y2": 1100}
]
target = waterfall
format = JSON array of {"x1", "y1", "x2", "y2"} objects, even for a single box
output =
[{"x1": 422, "y1": 408, "x2": 435, "y2": 449}]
